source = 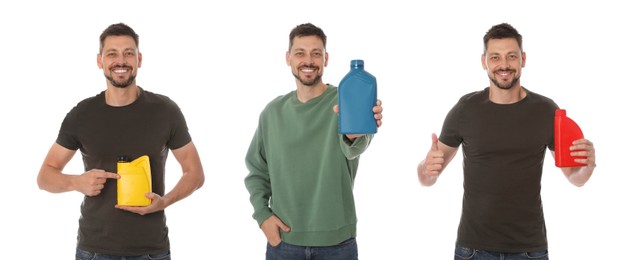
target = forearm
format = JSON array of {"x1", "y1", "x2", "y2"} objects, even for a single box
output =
[
  {"x1": 37, "y1": 143, "x2": 78, "y2": 193},
  {"x1": 245, "y1": 135, "x2": 274, "y2": 225},
  {"x1": 37, "y1": 164, "x2": 78, "y2": 193},
  {"x1": 340, "y1": 134, "x2": 372, "y2": 160},
  {"x1": 244, "y1": 171, "x2": 273, "y2": 226},
  {"x1": 417, "y1": 160, "x2": 438, "y2": 186},
  {"x1": 563, "y1": 165, "x2": 595, "y2": 187},
  {"x1": 162, "y1": 168, "x2": 204, "y2": 208}
]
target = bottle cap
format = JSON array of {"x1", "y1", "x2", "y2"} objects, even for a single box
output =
[
  {"x1": 555, "y1": 109, "x2": 566, "y2": 116},
  {"x1": 351, "y1": 59, "x2": 364, "y2": 68}
]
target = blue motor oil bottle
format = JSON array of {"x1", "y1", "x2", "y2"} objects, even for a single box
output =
[{"x1": 338, "y1": 59, "x2": 378, "y2": 134}]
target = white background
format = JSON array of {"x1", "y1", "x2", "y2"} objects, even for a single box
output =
[{"x1": 1, "y1": 0, "x2": 626, "y2": 259}]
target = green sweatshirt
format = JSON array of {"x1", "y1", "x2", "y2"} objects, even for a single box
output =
[{"x1": 245, "y1": 84, "x2": 373, "y2": 247}]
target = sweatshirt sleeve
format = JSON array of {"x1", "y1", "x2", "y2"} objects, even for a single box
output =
[
  {"x1": 339, "y1": 134, "x2": 373, "y2": 160},
  {"x1": 244, "y1": 125, "x2": 273, "y2": 226}
]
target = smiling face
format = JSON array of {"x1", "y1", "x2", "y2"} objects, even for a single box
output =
[
  {"x1": 482, "y1": 38, "x2": 526, "y2": 90},
  {"x1": 286, "y1": 35, "x2": 328, "y2": 87},
  {"x1": 97, "y1": 35, "x2": 142, "y2": 89}
]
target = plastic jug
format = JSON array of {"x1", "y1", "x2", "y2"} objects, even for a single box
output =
[
  {"x1": 117, "y1": 155, "x2": 152, "y2": 206},
  {"x1": 554, "y1": 109, "x2": 587, "y2": 167},
  {"x1": 338, "y1": 59, "x2": 377, "y2": 134}
]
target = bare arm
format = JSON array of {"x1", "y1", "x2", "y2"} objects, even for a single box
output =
[
  {"x1": 417, "y1": 133, "x2": 459, "y2": 186},
  {"x1": 554, "y1": 138, "x2": 596, "y2": 187},
  {"x1": 37, "y1": 143, "x2": 119, "y2": 195},
  {"x1": 37, "y1": 143, "x2": 77, "y2": 193},
  {"x1": 162, "y1": 141, "x2": 205, "y2": 207},
  {"x1": 117, "y1": 141, "x2": 205, "y2": 215}
]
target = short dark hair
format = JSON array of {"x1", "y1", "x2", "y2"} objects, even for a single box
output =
[
  {"x1": 99, "y1": 23, "x2": 139, "y2": 54},
  {"x1": 288, "y1": 23, "x2": 327, "y2": 51},
  {"x1": 483, "y1": 23, "x2": 522, "y2": 53}
]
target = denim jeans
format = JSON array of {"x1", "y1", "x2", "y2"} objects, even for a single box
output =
[
  {"x1": 76, "y1": 248, "x2": 171, "y2": 260},
  {"x1": 266, "y1": 238, "x2": 358, "y2": 260},
  {"x1": 454, "y1": 245, "x2": 549, "y2": 260}
]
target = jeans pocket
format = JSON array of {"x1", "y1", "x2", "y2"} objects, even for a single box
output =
[
  {"x1": 525, "y1": 250, "x2": 548, "y2": 259},
  {"x1": 337, "y1": 237, "x2": 357, "y2": 247},
  {"x1": 75, "y1": 248, "x2": 97, "y2": 260},
  {"x1": 268, "y1": 240, "x2": 283, "y2": 248},
  {"x1": 454, "y1": 246, "x2": 476, "y2": 259},
  {"x1": 148, "y1": 250, "x2": 171, "y2": 260}
]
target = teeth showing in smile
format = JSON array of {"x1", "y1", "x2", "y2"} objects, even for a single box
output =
[
  {"x1": 114, "y1": 69, "x2": 128, "y2": 73},
  {"x1": 301, "y1": 68, "x2": 314, "y2": 73},
  {"x1": 497, "y1": 71, "x2": 512, "y2": 79}
]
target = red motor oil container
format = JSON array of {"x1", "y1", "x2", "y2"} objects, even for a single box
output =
[{"x1": 554, "y1": 109, "x2": 587, "y2": 167}]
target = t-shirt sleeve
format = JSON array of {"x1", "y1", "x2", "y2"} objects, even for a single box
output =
[
  {"x1": 439, "y1": 102, "x2": 463, "y2": 148},
  {"x1": 547, "y1": 100, "x2": 560, "y2": 152},
  {"x1": 165, "y1": 100, "x2": 192, "y2": 150},
  {"x1": 55, "y1": 106, "x2": 81, "y2": 151}
]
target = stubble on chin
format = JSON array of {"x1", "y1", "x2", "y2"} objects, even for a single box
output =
[
  {"x1": 489, "y1": 74, "x2": 519, "y2": 90},
  {"x1": 105, "y1": 74, "x2": 136, "y2": 88}
]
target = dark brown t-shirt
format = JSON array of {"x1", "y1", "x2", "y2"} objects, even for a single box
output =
[
  {"x1": 440, "y1": 87, "x2": 558, "y2": 253},
  {"x1": 56, "y1": 87, "x2": 191, "y2": 255}
]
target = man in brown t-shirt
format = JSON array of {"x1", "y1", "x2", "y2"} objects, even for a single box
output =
[{"x1": 417, "y1": 23, "x2": 596, "y2": 260}]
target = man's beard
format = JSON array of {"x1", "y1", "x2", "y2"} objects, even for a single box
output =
[
  {"x1": 105, "y1": 73, "x2": 136, "y2": 88},
  {"x1": 293, "y1": 65, "x2": 322, "y2": 86},
  {"x1": 293, "y1": 73, "x2": 322, "y2": 86},
  {"x1": 489, "y1": 69, "x2": 520, "y2": 90}
]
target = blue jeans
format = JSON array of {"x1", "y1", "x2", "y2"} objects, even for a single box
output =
[
  {"x1": 266, "y1": 238, "x2": 358, "y2": 260},
  {"x1": 76, "y1": 248, "x2": 171, "y2": 260},
  {"x1": 454, "y1": 246, "x2": 549, "y2": 260}
]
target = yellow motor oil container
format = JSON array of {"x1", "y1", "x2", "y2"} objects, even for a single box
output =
[{"x1": 117, "y1": 155, "x2": 152, "y2": 206}]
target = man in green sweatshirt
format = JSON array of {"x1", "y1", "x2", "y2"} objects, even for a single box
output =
[{"x1": 244, "y1": 23, "x2": 383, "y2": 260}]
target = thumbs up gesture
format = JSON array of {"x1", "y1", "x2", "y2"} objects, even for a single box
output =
[
  {"x1": 418, "y1": 133, "x2": 458, "y2": 186},
  {"x1": 423, "y1": 133, "x2": 445, "y2": 177}
]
